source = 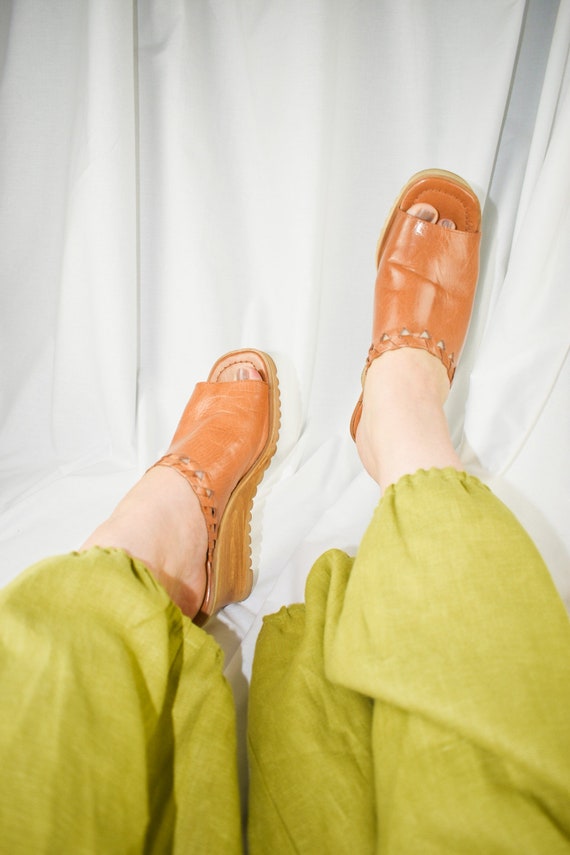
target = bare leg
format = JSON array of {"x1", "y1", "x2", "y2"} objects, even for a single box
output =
[
  {"x1": 81, "y1": 363, "x2": 262, "y2": 618},
  {"x1": 81, "y1": 466, "x2": 209, "y2": 617},
  {"x1": 355, "y1": 348, "x2": 463, "y2": 493}
]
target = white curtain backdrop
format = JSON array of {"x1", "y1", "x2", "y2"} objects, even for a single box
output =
[{"x1": 1, "y1": 0, "x2": 569, "y2": 790}]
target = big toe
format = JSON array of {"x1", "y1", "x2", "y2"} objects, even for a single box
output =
[
  {"x1": 407, "y1": 202, "x2": 456, "y2": 230},
  {"x1": 406, "y1": 202, "x2": 439, "y2": 223},
  {"x1": 219, "y1": 362, "x2": 263, "y2": 382}
]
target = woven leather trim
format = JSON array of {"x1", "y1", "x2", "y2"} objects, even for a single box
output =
[
  {"x1": 154, "y1": 453, "x2": 217, "y2": 573},
  {"x1": 367, "y1": 329, "x2": 456, "y2": 383}
]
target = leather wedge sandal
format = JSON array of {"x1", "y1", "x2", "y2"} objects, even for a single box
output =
[
  {"x1": 350, "y1": 168, "x2": 481, "y2": 440},
  {"x1": 152, "y1": 349, "x2": 280, "y2": 625}
]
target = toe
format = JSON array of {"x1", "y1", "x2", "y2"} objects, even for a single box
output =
[
  {"x1": 218, "y1": 362, "x2": 262, "y2": 382},
  {"x1": 237, "y1": 365, "x2": 262, "y2": 381},
  {"x1": 406, "y1": 202, "x2": 439, "y2": 223}
]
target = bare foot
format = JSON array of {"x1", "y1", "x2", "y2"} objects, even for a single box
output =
[{"x1": 80, "y1": 362, "x2": 262, "y2": 617}]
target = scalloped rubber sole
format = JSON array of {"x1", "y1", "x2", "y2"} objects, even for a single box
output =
[{"x1": 194, "y1": 350, "x2": 280, "y2": 626}]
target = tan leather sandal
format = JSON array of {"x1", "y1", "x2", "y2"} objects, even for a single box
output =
[
  {"x1": 350, "y1": 169, "x2": 481, "y2": 440},
  {"x1": 152, "y1": 349, "x2": 280, "y2": 625}
]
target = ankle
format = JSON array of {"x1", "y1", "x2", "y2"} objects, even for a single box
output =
[
  {"x1": 355, "y1": 349, "x2": 460, "y2": 490},
  {"x1": 369, "y1": 348, "x2": 450, "y2": 405},
  {"x1": 80, "y1": 468, "x2": 208, "y2": 617}
]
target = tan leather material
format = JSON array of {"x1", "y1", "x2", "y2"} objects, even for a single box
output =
[
  {"x1": 153, "y1": 349, "x2": 280, "y2": 623},
  {"x1": 159, "y1": 380, "x2": 269, "y2": 522},
  {"x1": 351, "y1": 170, "x2": 481, "y2": 441}
]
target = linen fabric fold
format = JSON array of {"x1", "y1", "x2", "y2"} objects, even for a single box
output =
[
  {"x1": 0, "y1": 548, "x2": 242, "y2": 854},
  {"x1": 249, "y1": 469, "x2": 570, "y2": 853}
]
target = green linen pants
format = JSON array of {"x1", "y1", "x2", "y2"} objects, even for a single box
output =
[{"x1": 1, "y1": 469, "x2": 569, "y2": 853}]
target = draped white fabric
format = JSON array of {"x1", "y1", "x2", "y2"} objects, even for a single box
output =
[{"x1": 1, "y1": 0, "x2": 569, "y2": 735}]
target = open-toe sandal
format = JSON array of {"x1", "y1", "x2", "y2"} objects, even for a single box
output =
[
  {"x1": 350, "y1": 168, "x2": 482, "y2": 440},
  {"x1": 152, "y1": 348, "x2": 280, "y2": 625}
]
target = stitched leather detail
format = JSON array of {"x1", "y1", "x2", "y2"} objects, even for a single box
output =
[
  {"x1": 368, "y1": 330, "x2": 456, "y2": 383},
  {"x1": 154, "y1": 453, "x2": 218, "y2": 572}
]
